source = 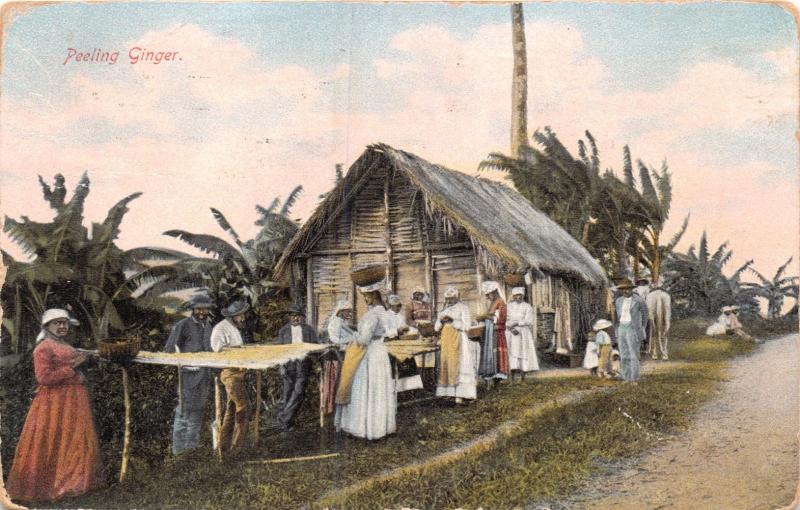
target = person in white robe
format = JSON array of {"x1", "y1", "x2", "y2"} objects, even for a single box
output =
[
  {"x1": 434, "y1": 287, "x2": 477, "y2": 402},
  {"x1": 327, "y1": 300, "x2": 357, "y2": 346},
  {"x1": 506, "y1": 287, "x2": 540, "y2": 380},
  {"x1": 335, "y1": 281, "x2": 398, "y2": 440}
]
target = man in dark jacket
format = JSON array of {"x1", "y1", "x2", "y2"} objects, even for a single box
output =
[
  {"x1": 276, "y1": 304, "x2": 319, "y2": 430},
  {"x1": 163, "y1": 293, "x2": 214, "y2": 454}
]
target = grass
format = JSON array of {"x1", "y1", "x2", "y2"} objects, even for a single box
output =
[
  {"x1": 66, "y1": 376, "x2": 612, "y2": 510},
  {"x1": 43, "y1": 317, "x2": 790, "y2": 509}
]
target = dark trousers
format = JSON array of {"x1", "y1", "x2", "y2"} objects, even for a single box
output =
[{"x1": 278, "y1": 359, "x2": 311, "y2": 428}]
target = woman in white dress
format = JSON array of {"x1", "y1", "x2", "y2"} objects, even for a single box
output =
[
  {"x1": 506, "y1": 287, "x2": 540, "y2": 380},
  {"x1": 335, "y1": 281, "x2": 398, "y2": 440},
  {"x1": 434, "y1": 286, "x2": 477, "y2": 403}
]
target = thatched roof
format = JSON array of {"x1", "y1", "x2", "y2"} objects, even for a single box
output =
[{"x1": 275, "y1": 144, "x2": 607, "y2": 286}]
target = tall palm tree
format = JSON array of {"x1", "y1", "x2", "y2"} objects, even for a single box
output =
[
  {"x1": 741, "y1": 257, "x2": 799, "y2": 318},
  {"x1": 510, "y1": 3, "x2": 529, "y2": 157}
]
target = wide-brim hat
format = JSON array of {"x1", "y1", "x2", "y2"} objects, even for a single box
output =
[
  {"x1": 222, "y1": 300, "x2": 250, "y2": 317},
  {"x1": 185, "y1": 294, "x2": 214, "y2": 309},
  {"x1": 635, "y1": 277, "x2": 650, "y2": 285},
  {"x1": 593, "y1": 319, "x2": 613, "y2": 331},
  {"x1": 721, "y1": 306, "x2": 734, "y2": 312},
  {"x1": 287, "y1": 304, "x2": 306, "y2": 316},
  {"x1": 615, "y1": 279, "x2": 635, "y2": 290}
]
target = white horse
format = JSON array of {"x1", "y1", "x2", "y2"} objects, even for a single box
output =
[{"x1": 646, "y1": 289, "x2": 672, "y2": 360}]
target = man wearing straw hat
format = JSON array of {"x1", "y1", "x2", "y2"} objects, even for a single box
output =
[
  {"x1": 163, "y1": 293, "x2": 214, "y2": 455},
  {"x1": 275, "y1": 304, "x2": 319, "y2": 431},
  {"x1": 614, "y1": 279, "x2": 649, "y2": 383},
  {"x1": 210, "y1": 300, "x2": 250, "y2": 455}
]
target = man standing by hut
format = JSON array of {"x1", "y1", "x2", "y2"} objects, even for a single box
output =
[
  {"x1": 163, "y1": 293, "x2": 214, "y2": 455},
  {"x1": 275, "y1": 304, "x2": 319, "y2": 431},
  {"x1": 506, "y1": 287, "x2": 539, "y2": 380},
  {"x1": 614, "y1": 280, "x2": 649, "y2": 383},
  {"x1": 210, "y1": 300, "x2": 250, "y2": 456}
]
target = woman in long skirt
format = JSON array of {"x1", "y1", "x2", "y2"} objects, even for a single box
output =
[
  {"x1": 335, "y1": 279, "x2": 398, "y2": 440},
  {"x1": 7, "y1": 309, "x2": 106, "y2": 502}
]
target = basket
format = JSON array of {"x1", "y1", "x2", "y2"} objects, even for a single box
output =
[
  {"x1": 350, "y1": 266, "x2": 386, "y2": 286},
  {"x1": 416, "y1": 321, "x2": 435, "y2": 337},
  {"x1": 467, "y1": 324, "x2": 485, "y2": 339},
  {"x1": 98, "y1": 337, "x2": 141, "y2": 363},
  {"x1": 503, "y1": 273, "x2": 526, "y2": 286}
]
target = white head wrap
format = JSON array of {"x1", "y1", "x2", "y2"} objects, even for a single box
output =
[
  {"x1": 333, "y1": 300, "x2": 352, "y2": 317},
  {"x1": 38, "y1": 309, "x2": 78, "y2": 342},
  {"x1": 387, "y1": 294, "x2": 401, "y2": 306},
  {"x1": 481, "y1": 281, "x2": 505, "y2": 301},
  {"x1": 444, "y1": 286, "x2": 459, "y2": 299},
  {"x1": 511, "y1": 287, "x2": 525, "y2": 296}
]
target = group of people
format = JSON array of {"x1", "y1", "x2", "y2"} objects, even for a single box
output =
[{"x1": 582, "y1": 278, "x2": 650, "y2": 383}]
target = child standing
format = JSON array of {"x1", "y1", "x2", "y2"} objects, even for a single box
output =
[
  {"x1": 582, "y1": 331, "x2": 599, "y2": 376},
  {"x1": 593, "y1": 319, "x2": 614, "y2": 378}
]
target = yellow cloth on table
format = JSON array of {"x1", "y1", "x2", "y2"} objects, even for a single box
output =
[
  {"x1": 335, "y1": 343, "x2": 367, "y2": 405},
  {"x1": 438, "y1": 324, "x2": 460, "y2": 386}
]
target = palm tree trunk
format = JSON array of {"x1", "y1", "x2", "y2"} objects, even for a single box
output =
[{"x1": 510, "y1": 3, "x2": 528, "y2": 158}]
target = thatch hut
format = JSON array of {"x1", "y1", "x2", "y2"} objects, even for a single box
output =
[{"x1": 274, "y1": 144, "x2": 607, "y2": 353}]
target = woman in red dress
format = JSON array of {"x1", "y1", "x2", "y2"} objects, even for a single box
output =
[
  {"x1": 479, "y1": 281, "x2": 510, "y2": 380},
  {"x1": 6, "y1": 309, "x2": 106, "y2": 502}
]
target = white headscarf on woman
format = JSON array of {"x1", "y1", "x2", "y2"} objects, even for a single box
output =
[
  {"x1": 481, "y1": 280, "x2": 506, "y2": 302},
  {"x1": 36, "y1": 308, "x2": 78, "y2": 342}
]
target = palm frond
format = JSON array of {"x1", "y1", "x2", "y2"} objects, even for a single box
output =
[
  {"x1": 774, "y1": 256, "x2": 794, "y2": 282},
  {"x1": 666, "y1": 214, "x2": 690, "y2": 251},
  {"x1": 279, "y1": 185, "x2": 303, "y2": 216},
  {"x1": 622, "y1": 145, "x2": 634, "y2": 187},
  {"x1": 210, "y1": 208, "x2": 244, "y2": 248},
  {"x1": 126, "y1": 246, "x2": 192, "y2": 262},
  {"x1": 655, "y1": 160, "x2": 672, "y2": 220},
  {"x1": 162, "y1": 230, "x2": 248, "y2": 267}
]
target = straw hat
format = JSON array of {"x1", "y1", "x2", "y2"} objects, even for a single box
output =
[
  {"x1": 593, "y1": 319, "x2": 613, "y2": 331},
  {"x1": 41, "y1": 308, "x2": 79, "y2": 327},
  {"x1": 221, "y1": 300, "x2": 249, "y2": 317},
  {"x1": 615, "y1": 279, "x2": 634, "y2": 290}
]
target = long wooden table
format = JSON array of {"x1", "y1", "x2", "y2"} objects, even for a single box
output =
[
  {"x1": 84, "y1": 343, "x2": 328, "y2": 480},
  {"x1": 87, "y1": 340, "x2": 441, "y2": 480}
]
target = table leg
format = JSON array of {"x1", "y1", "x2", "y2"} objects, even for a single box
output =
[
  {"x1": 214, "y1": 375, "x2": 222, "y2": 461},
  {"x1": 119, "y1": 365, "x2": 131, "y2": 482},
  {"x1": 252, "y1": 371, "x2": 261, "y2": 447}
]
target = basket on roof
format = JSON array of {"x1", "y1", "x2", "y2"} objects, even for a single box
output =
[
  {"x1": 98, "y1": 337, "x2": 141, "y2": 363},
  {"x1": 503, "y1": 273, "x2": 526, "y2": 286},
  {"x1": 350, "y1": 265, "x2": 386, "y2": 286}
]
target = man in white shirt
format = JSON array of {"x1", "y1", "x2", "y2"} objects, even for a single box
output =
[
  {"x1": 614, "y1": 279, "x2": 649, "y2": 382},
  {"x1": 210, "y1": 300, "x2": 249, "y2": 455},
  {"x1": 275, "y1": 304, "x2": 319, "y2": 431}
]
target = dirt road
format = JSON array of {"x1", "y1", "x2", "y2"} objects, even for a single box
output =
[{"x1": 550, "y1": 334, "x2": 799, "y2": 510}]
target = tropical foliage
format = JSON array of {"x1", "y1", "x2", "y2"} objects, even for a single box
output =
[
  {"x1": 480, "y1": 127, "x2": 688, "y2": 280},
  {"x1": 134, "y1": 186, "x2": 304, "y2": 316},
  {"x1": 661, "y1": 231, "x2": 757, "y2": 317},
  {"x1": 741, "y1": 257, "x2": 799, "y2": 319},
  {"x1": 1, "y1": 174, "x2": 171, "y2": 353}
]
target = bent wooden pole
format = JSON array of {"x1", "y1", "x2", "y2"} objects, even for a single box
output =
[{"x1": 119, "y1": 365, "x2": 131, "y2": 482}]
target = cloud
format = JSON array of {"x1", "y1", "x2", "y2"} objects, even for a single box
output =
[{"x1": 1, "y1": 20, "x2": 796, "y2": 280}]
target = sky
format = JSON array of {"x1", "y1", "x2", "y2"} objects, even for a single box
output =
[{"x1": 0, "y1": 1, "x2": 798, "y2": 288}]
